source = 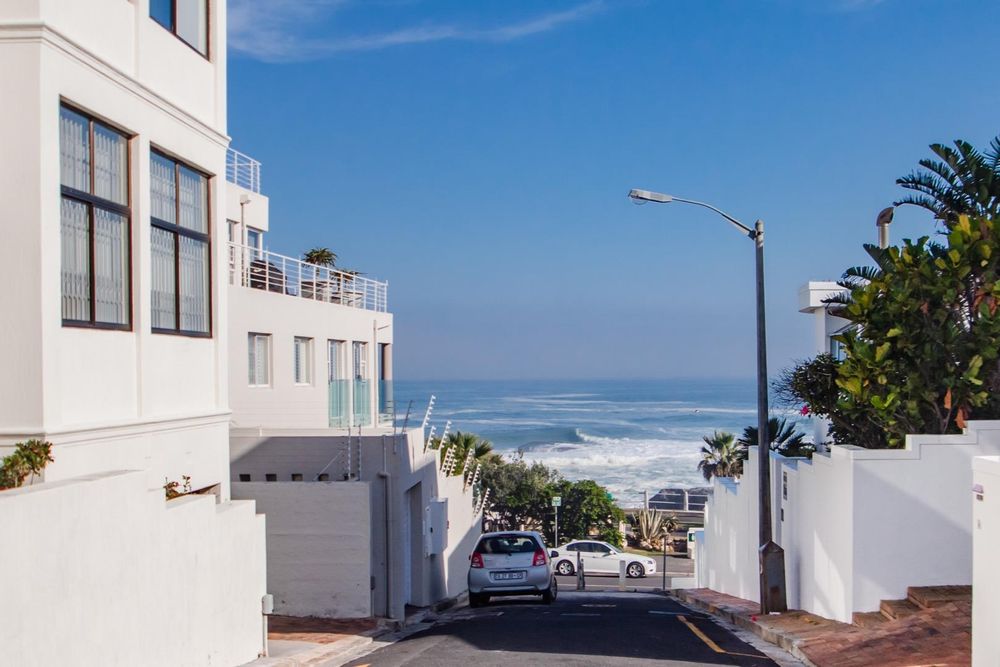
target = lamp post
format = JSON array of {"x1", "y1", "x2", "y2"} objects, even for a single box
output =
[{"x1": 628, "y1": 188, "x2": 787, "y2": 614}]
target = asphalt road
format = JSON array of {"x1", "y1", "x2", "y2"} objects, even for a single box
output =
[{"x1": 344, "y1": 591, "x2": 785, "y2": 667}]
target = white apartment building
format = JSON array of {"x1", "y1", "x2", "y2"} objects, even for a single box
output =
[
  {"x1": 0, "y1": 2, "x2": 266, "y2": 664},
  {"x1": 225, "y1": 160, "x2": 482, "y2": 621}
]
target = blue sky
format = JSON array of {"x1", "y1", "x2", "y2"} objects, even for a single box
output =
[{"x1": 227, "y1": 0, "x2": 1000, "y2": 381}]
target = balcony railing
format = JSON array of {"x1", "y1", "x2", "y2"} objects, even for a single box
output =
[
  {"x1": 226, "y1": 148, "x2": 261, "y2": 193},
  {"x1": 228, "y1": 242, "x2": 388, "y2": 312}
]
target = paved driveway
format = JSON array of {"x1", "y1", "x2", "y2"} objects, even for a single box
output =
[{"x1": 343, "y1": 591, "x2": 792, "y2": 666}]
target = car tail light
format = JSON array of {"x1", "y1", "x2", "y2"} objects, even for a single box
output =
[
  {"x1": 470, "y1": 552, "x2": 484, "y2": 568},
  {"x1": 532, "y1": 549, "x2": 547, "y2": 567}
]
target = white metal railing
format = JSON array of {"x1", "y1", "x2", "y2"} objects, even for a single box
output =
[
  {"x1": 227, "y1": 242, "x2": 388, "y2": 312},
  {"x1": 226, "y1": 148, "x2": 261, "y2": 193}
]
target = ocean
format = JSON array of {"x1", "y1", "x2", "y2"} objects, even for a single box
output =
[{"x1": 391, "y1": 378, "x2": 794, "y2": 506}]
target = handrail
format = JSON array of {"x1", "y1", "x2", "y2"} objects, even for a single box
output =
[
  {"x1": 227, "y1": 242, "x2": 388, "y2": 312},
  {"x1": 226, "y1": 148, "x2": 261, "y2": 193}
]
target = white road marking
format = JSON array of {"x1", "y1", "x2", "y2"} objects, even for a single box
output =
[{"x1": 560, "y1": 612, "x2": 601, "y2": 616}]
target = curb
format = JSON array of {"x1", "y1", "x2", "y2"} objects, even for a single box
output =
[
  {"x1": 254, "y1": 634, "x2": 376, "y2": 666},
  {"x1": 672, "y1": 590, "x2": 819, "y2": 667}
]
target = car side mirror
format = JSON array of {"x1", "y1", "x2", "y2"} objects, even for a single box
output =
[{"x1": 550, "y1": 550, "x2": 558, "y2": 558}]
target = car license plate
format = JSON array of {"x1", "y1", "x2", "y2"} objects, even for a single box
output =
[{"x1": 492, "y1": 571, "x2": 525, "y2": 581}]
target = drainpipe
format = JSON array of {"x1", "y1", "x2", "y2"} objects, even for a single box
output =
[{"x1": 377, "y1": 436, "x2": 394, "y2": 621}]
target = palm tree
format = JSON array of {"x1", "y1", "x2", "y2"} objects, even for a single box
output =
[
  {"x1": 895, "y1": 137, "x2": 1000, "y2": 227},
  {"x1": 697, "y1": 431, "x2": 744, "y2": 481},
  {"x1": 303, "y1": 247, "x2": 337, "y2": 267},
  {"x1": 437, "y1": 431, "x2": 493, "y2": 476},
  {"x1": 739, "y1": 417, "x2": 814, "y2": 458}
]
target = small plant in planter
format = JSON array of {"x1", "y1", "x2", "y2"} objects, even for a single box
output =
[
  {"x1": 164, "y1": 475, "x2": 192, "y2": 500},
  {"x1": 0, "y1": 440, "x2": 54, "y2": 490}
]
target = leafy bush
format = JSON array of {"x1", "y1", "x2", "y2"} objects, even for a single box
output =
[{"x1": 0, "y1": 440, "x2": 54, "y2": 490}]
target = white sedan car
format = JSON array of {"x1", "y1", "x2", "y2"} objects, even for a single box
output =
[{"x1": 550, "y1": 540, "x2": 657, "y2": 578}]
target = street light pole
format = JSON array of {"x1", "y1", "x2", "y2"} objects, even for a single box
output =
[{"x1": 628, "y1": 189, "x2": 787, "y2": 614}]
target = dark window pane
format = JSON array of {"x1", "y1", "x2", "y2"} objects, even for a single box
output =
[
  {"x1": 93, "y1": 124, "x2": 128, "y2": 205},
  {"x1": 93, "y1": 208, "x2": 129, "y2": 325},
  {"x1": 178, "y1": 165, "x2": 207, "y2": 233},
  {"x1": 150, "y1": 0, "x2": 174, "y2": 30},
  {"x1": 150, "y1": 153, "x2": 177, "y2": 224},
  {"x1": 178, "y1": 236, "x2": 209, "y2": 332},
  {"x1": 151, "y1": 226, "x2": 176, "y2": 329}
]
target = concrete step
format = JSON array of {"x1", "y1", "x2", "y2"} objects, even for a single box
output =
[
  {"x1": 880, "y1": 598, "x2": 922, "y2": 621},
  {"x1": 852, "y1": 611, "x2": 890, "y2": 628},
  {"x1": 907, "y1": 585, "x2": 972, "y2": 610}
]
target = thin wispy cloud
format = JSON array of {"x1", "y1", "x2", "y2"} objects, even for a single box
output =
[{"x1": 228, "y1": 1, "x2": 606, "y2": 63}]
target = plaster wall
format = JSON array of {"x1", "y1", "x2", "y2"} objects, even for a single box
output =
[
  {"x1": 0, "y1": 14, "x2": 231, "y2": 489},
  {"x1": 972, "y1": 456, "x2": 1000, "y2": 667},
  {"x1": 233, "y1": 481, "x2": 372, "y2": 618},
  {"x1": 0, "y1": 470, "x2": 266, "y2": 667},
  {"x1": 702, "y1": 422, "x2": 1000, "y2": 622},
  {"x1": 228, "y1": 286, "x2": 392, "y2": 430}
]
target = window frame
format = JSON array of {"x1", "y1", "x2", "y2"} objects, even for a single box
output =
[
  {"x1": 293, "y1": 336, "x2": 314, "y2": 386},
  {"x1": 60, "y1": 103, "x2": 134, "y2": 331},
  {"x1": 248, "y1": 332, "x2": 271, "y2": 387},
  {"x1": 149, "y1": 148, "x2": 213, "y2": 338},
  {"x1": 150, "y1": 0, "x2": 211, "y2": 60}
]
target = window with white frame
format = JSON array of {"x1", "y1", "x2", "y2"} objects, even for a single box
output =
[
  {"x1": 248, "y1": 333, "x2": 270, "y2": 386},
  {"x1": 59, "y1": 105, "x2": 131, "y2": 328},
  {"x1": 294, "y1": 336, "x2": 313, "y2": 385}
]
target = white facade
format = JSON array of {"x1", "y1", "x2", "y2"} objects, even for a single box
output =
[
  {"x1": 231, "y1": 429, "x2": 482, "y2": 620},
  {"x1": 797, "y1": 281, "x2": 848, "y2": 446},
  {"x1": 0, "y1": 2, "x2": 266, "y2": 663},
  {"x1": 973, "y1": 456, "x2": 1000, "y2": 667},
  {"x1": 698, "y1": 423, "x2": 1000, "y2": 623}
]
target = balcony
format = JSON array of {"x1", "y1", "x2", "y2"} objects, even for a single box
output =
[
  {"x1": 226, "y1": 147, "x2": 261, "y2": 193},
  {"x1": 228, "y1": 243, "x2": 388, "y2": 313}
]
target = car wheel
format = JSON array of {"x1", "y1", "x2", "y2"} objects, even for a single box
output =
[
  {"x1": 626, "y1": 562, "x2": 645, "y2": 578},
  {"x1": 469, "y1": 593, "x2": 489, "y2": 608},
  {"x1": 556, "y1": 560, "x2": 575, "y2": 576},
  {"x1": 542, "y1": 577, "x2": 558, "y2": 604}
]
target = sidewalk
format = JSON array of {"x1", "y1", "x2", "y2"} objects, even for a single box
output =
[
  {"x1": 675, "y1": 588, "x2": 971, "y2": 667},
  {"x1": 245, "y1": 616, "x2": 386, "y2": 666}
]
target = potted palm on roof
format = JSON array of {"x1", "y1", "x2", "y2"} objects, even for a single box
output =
[{"x1": 301, "y1": 247, "x2": 339, "y2": 301}]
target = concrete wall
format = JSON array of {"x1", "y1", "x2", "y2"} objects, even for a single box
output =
[
  {"x1": 701, "y1": 422, "x2": 1000, "y2": 622},
  {"x1": 233, "y1": 481, "x2": 371, "y2": 619},
  {"x1": 0, "y1": 470, "x2": 266, "y2": 667},
  {"x1": 973, "y1": 456, "x2": 1000, "y2": 667},
  {"x1": 231, "y1": 428, "x2": 482, "y2": 619},
  {"x1": 228, "y1": 286, "x2": 392, "y2": 430}
]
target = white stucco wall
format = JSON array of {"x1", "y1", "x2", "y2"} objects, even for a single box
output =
[
  {"x1": 0, "y1": 470, "x2": 267, "y2": 667},
  {"x1": 233, "y1": 481, "x2": 372, "y2": 618},
  {"x1": 702, "y1": 422, "x2": 1000, "y2": 622},
  {"x1": 973, "y1": 456, "x2": 1000, "y2": 667},
  {"x1": 228, "y1": 286, "x2": 392, "y2": 430}
]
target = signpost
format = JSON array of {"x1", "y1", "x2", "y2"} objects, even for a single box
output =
[{"x1": 552, "y1": 496, "x2": 561, "y2": 546}]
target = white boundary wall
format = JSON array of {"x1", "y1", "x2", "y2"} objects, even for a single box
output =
[
  {"x1": 233, "y1": 481, "x2": 372, "y2": 618},
  {"x1": 0, "y1": 470, "x2": 267, "y2": 667},
  {"x1": 973, "y1": 456, "x2": 1000, "y2": 667},
  {"x1": 699, "y1": 421, "x2": 1000, "y2": 622}
]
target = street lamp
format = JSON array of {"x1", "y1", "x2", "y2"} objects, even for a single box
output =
[{"x1": 628, "y1": 188, "x2": 788, "y2": 614}]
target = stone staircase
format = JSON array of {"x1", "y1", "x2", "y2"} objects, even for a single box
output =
[{"x1": 852, "y1": 585, "x2": 972, "y2": 628}]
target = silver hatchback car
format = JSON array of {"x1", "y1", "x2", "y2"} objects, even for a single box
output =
[{"x1": 467, "y1": 531, "x2": 558, "y2": 607}]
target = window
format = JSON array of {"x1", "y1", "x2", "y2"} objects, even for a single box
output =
[
  {"x1": 248, "y1": 333, "x2": 270, "y2": 386},
  {"x1": 150, "y1": 0, "x2": 208, "y2": 57},
  {"x1": 246, "y1": 228, "x2": 262, "y2": 259},
  {"x1": 59, "y1": 105, "x2": 131, "y2": 328},
  {"x1": 291, "y1": 474, "x2": 303, "y2": 482},
  {"x1": 782, "y1": 472, "x2": 788, "y2": 501},
  {"x1": 294, "y1": 337, "x2": 313, "y2": 385},
  {"x1": 238, "y1": 474, "x2": 250, "y2": 482},
  {"x1": 265, "y1": 473, "x2": 276, "y2": 482},
  {"x1": 150, "y1": 151, "x2": 211, "y2": 335},
  {"x1": 317, "y1": 474, "x2": 330, "y2": 482}
]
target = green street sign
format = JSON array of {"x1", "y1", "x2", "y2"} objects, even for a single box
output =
[{"x1": 552, "y1": 496, "x2": 562, "y2": 507}]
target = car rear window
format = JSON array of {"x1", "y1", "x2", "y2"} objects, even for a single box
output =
[{"x1": 477, "y1": 534, "x2": 540, "y2": 554}]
